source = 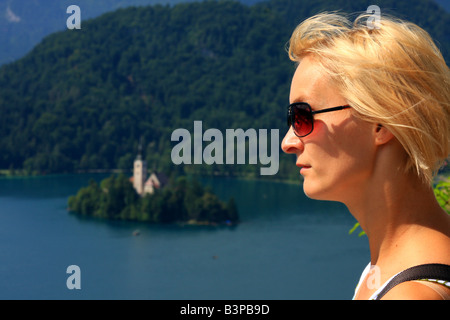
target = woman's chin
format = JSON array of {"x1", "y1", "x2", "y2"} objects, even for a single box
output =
[
  {"x1": 302, "y1": 181, "x2": 333, "y2": 201},
  {"x1": 302, "y1": 184, "x2": 321, "y2": 200}
]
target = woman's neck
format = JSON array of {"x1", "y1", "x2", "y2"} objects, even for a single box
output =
[{"x1": 346, "y1": 170, "x2": 449, "y2": 268}]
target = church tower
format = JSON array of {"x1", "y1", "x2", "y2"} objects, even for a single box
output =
[{"x1": 133, "y1": 142, "x2": 147, "y2": 195}]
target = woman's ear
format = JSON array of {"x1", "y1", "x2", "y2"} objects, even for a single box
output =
[{"x1": 374, "y1": 124, "x2": 395, "y2": 146}]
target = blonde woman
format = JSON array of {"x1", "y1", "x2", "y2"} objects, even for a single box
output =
[{"x1": 281, "y1": 12, "x2": 450, "y2": 300}]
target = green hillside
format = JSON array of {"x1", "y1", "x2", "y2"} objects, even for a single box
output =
[
  {"x1": 0, "y1": 0, "x2": 448, "y2": 180},
  {"x1": 0, "y1": 0, "x2": 262, "y2": 66}
]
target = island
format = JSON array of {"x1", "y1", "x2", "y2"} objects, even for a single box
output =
[{"x1": 67, "y1": 173, "x2": 239, "y2": 226}]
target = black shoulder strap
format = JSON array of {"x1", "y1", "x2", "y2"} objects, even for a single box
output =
[{"x1": 376, "y1": 263, "x2": 450, "y2": 300}]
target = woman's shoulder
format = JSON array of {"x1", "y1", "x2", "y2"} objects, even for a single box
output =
[
  {"x1": 378, "y1": 263, "x2": 450, "y2": 300},
  {"x1": 381, "y1": 280, "x2": 450, "y2": 300}
]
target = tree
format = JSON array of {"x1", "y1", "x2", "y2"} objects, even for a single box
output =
[
  {"x1": 68, "y1": 173, "x2": 240, "y2": 225},
  {"x1": 434, "y1": 177, "x2": 450, "y2": 214}
]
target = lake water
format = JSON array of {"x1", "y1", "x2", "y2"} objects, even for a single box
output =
[{"x1": 0, "y1": 173, "x2": 369, "y2": 300}]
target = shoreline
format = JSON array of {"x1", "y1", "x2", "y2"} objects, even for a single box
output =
[
  {"x1": 1, "y1": 168, "x2": 448, "y2": 186},
  {"x1": 0, "y1": 168, "x2": 302, "y2": 185}
]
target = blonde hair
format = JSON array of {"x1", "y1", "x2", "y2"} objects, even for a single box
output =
[{"x1": 288, "y1": 12, "x2": 450, "y2": 184}]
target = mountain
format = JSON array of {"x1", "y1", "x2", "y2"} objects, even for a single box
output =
[
  {"x1": 0, "y1": 0, "x2": 262, "y2": 66},
  {"x1": 0, "y1": 0, "x2": 448, "y2": 179},
  {"x1": 0, "y1": 0, "x2": 293, "y2": 178},
  {"x1": 434, "y1": 0, "x2": 450, "y2": 12},
  {"x1": 1, "y1": 0, "x2": 447, "y2": 66}
]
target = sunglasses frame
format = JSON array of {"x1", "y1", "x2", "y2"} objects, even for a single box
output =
[{"x1": 287, "y1": 102, "x2": 351, "y2": 137}]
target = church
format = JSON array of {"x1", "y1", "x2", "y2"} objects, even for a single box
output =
[{"x1": 131, "y1": 152, "x2": 168, "y2": 196}]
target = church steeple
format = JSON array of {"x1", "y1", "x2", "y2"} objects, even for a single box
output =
[
  {"x1": 137, "y1": 137, "x2": 143, "y2": 159},
  {"x1": 133, "y1": 138, "x2": 147, "y2": 195}
]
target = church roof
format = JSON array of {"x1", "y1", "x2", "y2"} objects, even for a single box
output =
[{"x1": 144, "y1": 172, "x2": 169, "y2": 188}]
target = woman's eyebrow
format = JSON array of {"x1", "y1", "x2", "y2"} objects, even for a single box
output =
[{"x1": 290, "y1": 95, "x2": 309, "y2": 104}]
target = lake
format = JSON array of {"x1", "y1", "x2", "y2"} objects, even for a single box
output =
[{"x1": 0, "y1": 173, "x2": 369, "y2": 300}]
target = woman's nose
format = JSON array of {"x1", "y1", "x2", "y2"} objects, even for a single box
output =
[{"x1": 281, "y1": 127, "x2": 304, "y2": 154}]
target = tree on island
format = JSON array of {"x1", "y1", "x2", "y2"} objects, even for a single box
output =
[{"x1": 67, "y1": 174, "x2": 239, "y2": 225}]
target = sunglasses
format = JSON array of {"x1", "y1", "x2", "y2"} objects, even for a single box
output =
[{"x1": 287, "y1": 102, "x2": 351, "y2": 137}]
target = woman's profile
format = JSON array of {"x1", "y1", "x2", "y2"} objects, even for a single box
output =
[{"x1": 281, "y1": 12, "x2": 450, "y2": 300}]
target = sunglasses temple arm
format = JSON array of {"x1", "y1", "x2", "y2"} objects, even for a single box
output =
[{"x1": 311, "y1": 105, "x2": 350, "y2": 115}]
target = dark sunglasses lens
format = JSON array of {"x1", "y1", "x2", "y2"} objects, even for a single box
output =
[{"x1": 292, "y1": 105, "x2": 313, "y2": 137}]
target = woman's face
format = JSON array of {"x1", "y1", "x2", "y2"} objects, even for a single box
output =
[{"x1": 281, "y1": 56, "x2": 376, "y2": 202}]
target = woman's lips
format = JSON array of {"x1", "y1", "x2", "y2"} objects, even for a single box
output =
[{"x1": 297, "y1": 164, "x2": 311, "y2": 174}]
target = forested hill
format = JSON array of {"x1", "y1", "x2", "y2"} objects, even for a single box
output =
[
  {"x1": 0, "y1": 0, "x2": 448, "y2": 179},
  {"x1": 0, "y1": 0, "x2": 264, "y2": 66}
]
